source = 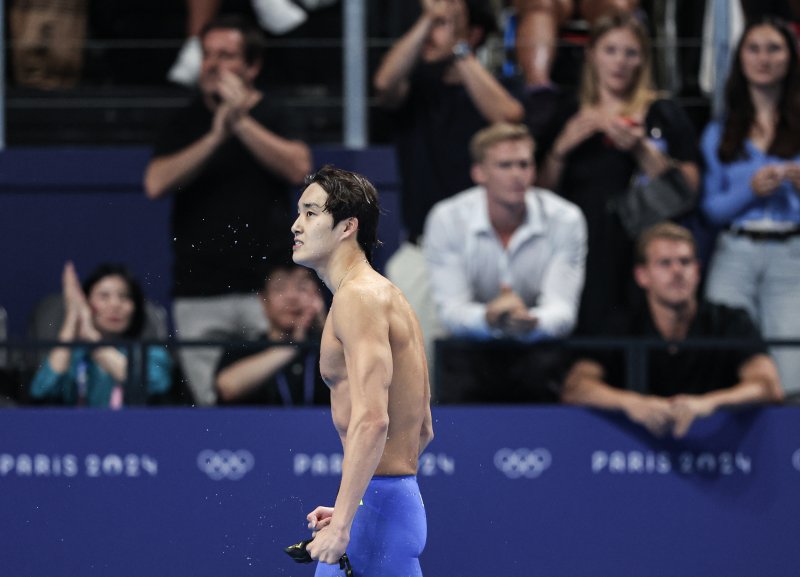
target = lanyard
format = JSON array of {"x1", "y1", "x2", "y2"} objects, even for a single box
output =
[{"x1": 275, "y1": 351, "x2": 318, "y2": 406}]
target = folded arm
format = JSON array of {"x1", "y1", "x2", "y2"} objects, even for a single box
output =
[{"x1": 563, "y1": 359, "x2": 676, "y2": 437}]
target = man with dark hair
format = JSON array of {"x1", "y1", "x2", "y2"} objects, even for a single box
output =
[
  {"x1": 144, "y1": 15, "x2": 312, "y2": 406},
  {"x1": 373, "y1": 0, "x2": 523, "y2": 241},
  {"x1": 373, "y1": 0, "x2": 525, "y2": 371},
  {"x1": 214, "y1": 258, "x2": 329, "y2": 405},
  {"x1": 302, "y1": 166, "x2": 382, "y2": 264},
  {"x1": 291, "y1": 165, "x2": 433, "y2": 576},
  {"x1": 562, "y1": 222, "x2": 784, "y2": 438}
]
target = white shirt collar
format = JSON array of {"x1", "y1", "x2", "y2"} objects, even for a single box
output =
[{"x1": 467, "y1": 186, "x2": 548, "y2": 241}]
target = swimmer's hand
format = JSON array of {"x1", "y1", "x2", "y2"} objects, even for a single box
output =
[
  {"x1": 284, "y1": 505, "x2": 334, "y2": 563},
  {"x1": 306, "y1": 522, "x2": 349, "y2": 564},
  {"x1": 284, "y1": 536, "x2": 354, "y2": 576},
  {"x1": 307, "y1": 505, "x2": 334, "y2": 534}
]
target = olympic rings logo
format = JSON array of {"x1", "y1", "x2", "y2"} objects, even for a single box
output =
[
  {"x1": 494, "y1": 448, "x2": 552, "y2": 479},
  {"x1": 197, "y1": 450, "x2": 255, "y2": 480}
]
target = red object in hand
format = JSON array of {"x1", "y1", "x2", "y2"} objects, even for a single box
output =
[
  {"x1": 604, "y1": 116, "x2": 641, "y2": 147},
  {"x1": 619, "y1": 116, "x2": 641, "y2": 128}
]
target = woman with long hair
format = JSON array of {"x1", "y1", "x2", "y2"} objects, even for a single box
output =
[
  {"x1": 30, "y1": 262, "x2": 172, "y2": 407},
  {"x1": 537, "y1": 13, "x2": 701, "y2": 333},
  {"x1": 702, "y1": 17, "x2": 800, "y2": 396}
]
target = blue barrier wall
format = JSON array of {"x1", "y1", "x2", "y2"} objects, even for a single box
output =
[
  {"x1": 0, "y1": 147, "x2": 401, "y2": 337},
  {"x1": 2, "y1": 407, "x2": 799, "y2": 577}
]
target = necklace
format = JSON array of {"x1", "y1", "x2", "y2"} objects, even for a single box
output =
[{"x1": 336, "y1": 258, "x2": 367, "y2": 291}]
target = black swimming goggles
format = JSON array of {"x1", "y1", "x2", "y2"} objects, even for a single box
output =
[{"x1": 284, "y1": 538, "x2": 354, "y2": 577}]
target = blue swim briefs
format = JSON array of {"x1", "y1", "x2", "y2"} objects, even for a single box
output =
[{"x1": 315, "y1": 475, "x2": 427, "y2": 577}]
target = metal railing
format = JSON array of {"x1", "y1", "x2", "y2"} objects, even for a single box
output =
[
  {"x1": 2, "y1": 336, "x2": 797, "y2": 407},
  {"x1": 0, "y1": 338, "x2": 321, "y2": 406},
  {"x1": 434, "y1": 336, "x2": 800, "y2": 396}
]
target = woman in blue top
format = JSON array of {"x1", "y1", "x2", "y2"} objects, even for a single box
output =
[
  {"x1": 30, "y1": 262, "x2": 171, "y2": 407},
  {"x1": 701, "y1": 17, "x2": 800, "y2": 397}
]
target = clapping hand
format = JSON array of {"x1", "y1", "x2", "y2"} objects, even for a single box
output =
[
  {"x1": 291, "y1": 290, "x2": 326, "y2": 342},
  {"x1": 59, "y1": 261, "x2": 92, "y2": 342},
  {"x1": 210, "y1": 70, "x2": 256, "y2": 138},
  {"x1": 61, "y1": 261, "x2": 101, "y2": 342},
  {"x1": 62, "y1": 261, "x2": 87, "y2": 320}
]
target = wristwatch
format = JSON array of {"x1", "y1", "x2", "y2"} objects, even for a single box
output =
[{"x1": 452, "y1": 41, "x2": 471, "y2": 60}]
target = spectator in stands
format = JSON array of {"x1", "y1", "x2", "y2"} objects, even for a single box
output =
[
  {"x1": 700, "y1": 0, "x2": 800, "y2": 117},
  {"x1": 214, "y1": 259, "x2": 329, "y2": 405},
  {"x1": 701, "y1": 17, "x2": 800, "y2": 399},
  {"x1": 537, "y1": 13, "x2": 700, "y2": 335},
  {"x1": 167, "y1": 0, "x2": 336, "y2": 86},
  {"x1": 373, "y1": 0, "x2": 524, "y2": 369},
  {"x1": 423, "y1": 122, "x2": 586, "y2": 403},
  {"x1": 144, "y1": 15, "x2": 312, "y2": 406},
  {"x1": 562, "y1": 223, "x2": 783, "y2": 438},
  {"x1": 29, "y1": 262, "x2": 172, "y2": 407},
  {"x1": 512, "y1": 0, "x2": 639, "y2": 91},
  {"x1": 510, "y1": 0, "x2": 640, "y2": 136}
]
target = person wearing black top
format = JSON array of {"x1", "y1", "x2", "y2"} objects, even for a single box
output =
[
  {"x1": 373, "y1": 0, "x2": 525, "y2": 373},
  {"x1": 537, "y1": 14, "x2": 701, "y2": 336},
  {"x1": 562, "y1": 223, "x2": 783, "y2": 438},
  {"x1": 143, "y1": 15, "x2": 312, "y2": 406},
  {"x1": 215, "y1": 261, "x2": 328, "y2": 406}
]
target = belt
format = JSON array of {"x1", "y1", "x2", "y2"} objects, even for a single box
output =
[{"x1": 728, "y1": 227, "x2": 800, "y2": 241}]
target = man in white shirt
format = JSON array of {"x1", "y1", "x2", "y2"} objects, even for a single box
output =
[{"x1": 423, "y1": 122, "x2": 587, "y2": 402}]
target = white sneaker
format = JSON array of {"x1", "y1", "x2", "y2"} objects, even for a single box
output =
[
  {"x1": 167, "y1": 36, "x2": 202, "y2": 87},
  {"x1": 251, "y1": 0, "x2": 307, "y2": 34},
  {"x1": 296, "y1": 0, "x2": 338, "y2": 10}
]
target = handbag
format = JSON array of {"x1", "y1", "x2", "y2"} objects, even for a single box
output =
[{"x1": 610, "y1": 165, "x2": 697, "y2": 240}]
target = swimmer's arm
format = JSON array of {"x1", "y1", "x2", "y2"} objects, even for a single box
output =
[{"x1": 330, "y1": 287, "x2": 392, "y2": 537}]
